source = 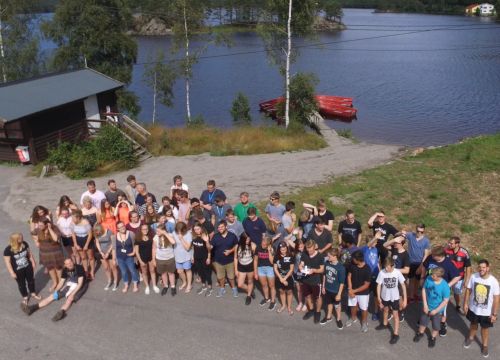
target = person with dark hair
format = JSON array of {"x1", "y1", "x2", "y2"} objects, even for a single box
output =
[
  {"x1": 293, "y1": 240, "x2": 307, "y2": 312},
  {"x1": 211, "y1": 196, "x2": 232, "y2": 227},
  {"x1": 307, "y1": 217, "x2": 333, "y2": 255},
  {"x1": 100, "y1": 199, "x2": 117, "y2": 234},
  {"x1": 233, "y1": 192, "x2": 258, "y2": 222},
  {"x1": 71, "y1": 210, "x2": 94, "y2": 279},
  {"x1": 177, "y1": 190, "x2": 191, "y2": 225},
  {"x1": 338, "y1": 210, "x2": 362, "y2": 247},
  {"x1": 226, "y1": 209, "x2": 244, "y2": 239},
  {"x1": 170, "y1": 222, "x2": 193, "y2": 293},
  {"x1": 346, "y1": 250, "x2": 372, "y2": 332},
  {"x1": 243, "y1": 207, "x2": 267, "y2": 247},
  {"x1": 445, "y1": 236, "x2": 472, "y2": 313},
  {"x1": 276, "y1": 201, "x2": 297, "y2": 250},
  {"x1": 55, "y1": 195, "x2": 78, "y2": 218},
  {"x1": 192, "y1": 209, "x2": 215, "y2": 239},
  {"x1": 29, "y1": 205, "x2": 52, "y2": 236},
  {"x1": 113, "y1": 221, "x2": 139, "y2": 293},
  {"x1": 192, "y1": 223, "x2": 213, "y2": 296},
  {"x1": 234, "y1": 233, "x2": 256, "y2": 305},
  {"x1": 135, "y1": 224, "x2": 158, "y2": 295},
  {"x1": 413, "y1": 267, "x2": 450, "y2": 348},
  {"x1": 300, "y1": 240, "x2": 325, "y2": 324},
  {"x1": 403, "y1": 224, "x2": 430, "y2": 303},
  {"x1": 362, "y1": 233, "x2": 381, "y2": 321},
  {"x1": 4, "y1": 233, "x2": 40, "y2": 305},
  {"x1": 124, "y1": 175, "x2": 138, "y2": 205},
  {"x1": 420, "y1": 245, "x2": 461, "y2": 337},
  {"x1": 211, "y1": 221, "x2": 238, "y2": 298},
  {"x1": 274, "y1": 242, "x2": 294, "y2": 315},
  {"x1": 265, "y1": 191, "x2": 285, "y2": 235},
  {"x1": 126, "y1": 211, "x2": 143, "y2": 236},
  {"x1": 376, "y1": 257, "x2": 407, "y2": 344},
  {"x1": 105, "y1": 179, "x2": 127, "y2": 207},
  {"x1": 463, "y1": 259, "x2": 500, "y2": 358},
  {"x1": 303, "y1": 199, "x2": 335, "y2": 232},
  {"x1": 367, "y1": 211, "x2": 399, "y2": 262},
  {"x1": 321, "y1": 248, "x2": 345, "y2": 329},
  {"x1": 56, "y1": 207, "x2": 76, "y2": 263},
  {"x1": 80, "y1": 180, "x2": 106, "y2": 208},
  {"x1": 93, "y1": 223, "x2": 118, "y2": 291},
  {"x1": 21, "y1": 258, "x2": 87, "y2": 322},
  {"x1": 340, "y1": 233, "x2": 359, "y2": 266},
  {"x1": 152, "y1": 224, "x2": 176, "y2": 296},
  {"x1": 170, "y1": 175, "x2": 189, "y2": 199},
  {"x1": 384, "y1": 235, "x2": 410, "y2": 322},
  {"x1": 200, "y1": 180, "x2": 226, "y2": 212}
]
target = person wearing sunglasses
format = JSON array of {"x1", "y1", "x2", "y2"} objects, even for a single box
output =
[{"x1": 403, "y1": 224, "x2": 431, "y2": 303}]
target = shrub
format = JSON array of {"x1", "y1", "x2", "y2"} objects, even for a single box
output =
[{"x1": 231, "y1": 92, "x2": 252, "y2": 125}]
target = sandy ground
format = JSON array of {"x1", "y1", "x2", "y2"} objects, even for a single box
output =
[{"x1": 2, "y1": 123, "x2": 401, "y2": 221}]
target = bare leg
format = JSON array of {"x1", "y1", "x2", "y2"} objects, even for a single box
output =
[
  {"x1": 102, "y1": 260, "x2": 112, "y2": 284},
  {"x1": 259, "y1": 276, "x2": 269, "y2": 299},
  {"x1": 480, "y1": 327, "x2": 489, "y2": 347},
  {"x1": 237, "y1": 273, "x2": 248, "y2": 291},
  {"x1": 140, "y1": 264, "x2": 149, "y2": 287},
  {"x1": 87, "y1": 249, "x2": 95, "y2": 279},
  {"x1": 278, "y1": 289, "x2": 286, "y2": 311},
  {"x1": 246, "y1": 273, "x2": 254, "y2": 296},
  {"x1": 110, "y1": 260, "x2": 118, "y2": 284},
  {"x1": 80, "y1": 250, "x2": 88, "y2": 274},
  {"x1": 393, "y1": 309, "x2": 400, "y2": 335},
  {"x1": 268, "y1": 277, "x2": 276, "y2": 302},
  {"x1": 185, "y1": 269, "x2": 192, "y2": 291},
  {"x1": 148, "y1": 262, "x2": 157, "y2": 287},
  {"x1": 178, "y1": 269, "x2": 187, "y2": 289},
  {"x1": 168, "y1": 272, "x2": 176, "y2": 288},
  {"x1": 286, "y1": 290, "x2": 293, "y2": 312},
  {"x1": 48, "y1": 269, "x2": 58, "y2": 292}
]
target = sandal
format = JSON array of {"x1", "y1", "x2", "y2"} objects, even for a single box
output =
[
  {"x1": 179, "y1": 283, "x2": 186, "y2": 291},
  {"x1": 288, "y1": 309, "x2": 294, "y2": 316},
  {"x1": 122, "y1": 286, "x2": 129, "y2": 293},
  {"x1": 296, "y1": 303, "x2": 303, "y2": 312},
  {"x1": 277, "y1": 306, "x2": 286, "y2": 313},
  {"x1": 185, "y1": 286, "x2": 192, "y2": 293},
  {"x1": 301, "y1": 304, "x2": 308, "y2": 312}
]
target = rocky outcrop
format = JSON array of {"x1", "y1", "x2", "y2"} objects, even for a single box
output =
[
  {"x1": 128, "y1": 14, "x2": 173, "y2": 36},
  {"x1": 313, "y1": 16, "x2": 346, "y2": 31}
]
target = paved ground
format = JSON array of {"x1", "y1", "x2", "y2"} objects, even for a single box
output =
[{"x1": 0, "y1": 167, "x2": 498, "y2": 360}]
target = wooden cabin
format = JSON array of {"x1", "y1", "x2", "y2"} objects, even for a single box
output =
[{"x1": 0, "y1": 68, "x2": 124, "y2": 163}]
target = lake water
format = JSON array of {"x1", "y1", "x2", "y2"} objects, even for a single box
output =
[{"x1": 42, "y1": 9, "x2": 500, "y2": 146}]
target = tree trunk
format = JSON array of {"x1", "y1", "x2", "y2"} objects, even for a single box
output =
[
  {"x1": 0, "y1": 5, "x2": 7, "y2": 83},
  {"x1": 183, "y1": 1, "x2": 191, "y2": 123},
  {"x1": 285, "y1": 0, "x2": 292, "y2": 129},
  {"x1": 152, "y1": 71, "x2": 157, "y2": 124}
]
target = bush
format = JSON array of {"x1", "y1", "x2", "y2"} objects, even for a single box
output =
[
  {"x1": 231, "y1": 92, "x2": 252, "y2": 125},
  {"x1": 46, "y1": 125, "x2": 137, "y2": 179}
]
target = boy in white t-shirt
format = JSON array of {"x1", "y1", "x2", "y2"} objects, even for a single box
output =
[
  {"x1": 463, "y1": 259, "x2": 500, "y2": 358},
  {"x1": 375, "y1": 257, "x2": 407, "y2": 344}
]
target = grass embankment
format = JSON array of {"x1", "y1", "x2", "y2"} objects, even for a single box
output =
[
  {"x1": 260, "y1": 134, "x2": 500, "y2": 273},
  {"x1": 146, "y1": 125, "x2": 327, "y2": 156}
]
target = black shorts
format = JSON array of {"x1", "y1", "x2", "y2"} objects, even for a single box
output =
[
  {"x1": 61, "y1": 236, "x2": 73, "y2": 247},
  {"x1": 276, "y1": 276, "x2": 294, "y2": 291},
  {"x1": 409, "y1": 263, "x2": 422, "y2": 279},
  {"x1": 466, "y1": 310, "x2": 493, "y2": 328},
  {"x1": 237, "y1": 262, "x2": 254, "y2": 273},
  {"x1": 76, "y1": 236, "x2": 94, "y2": 249},
  {"x1": 302, "y1": 282, "x2": 321, "y2": 299},
  {"x1": 382, "y1": 299, "x2": 400, "y2": 311},
  {"x1": 324, "y1": 290, "x2": 340, "y2": 306}
]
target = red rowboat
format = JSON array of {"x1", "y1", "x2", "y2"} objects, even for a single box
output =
[{"x1": 318, "y1": 105, "x2": 357, "y2": 118}]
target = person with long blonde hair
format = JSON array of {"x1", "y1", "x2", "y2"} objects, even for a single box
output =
[
  {"x1": 3, "y1": 233, "x2": 41, "y2": 304},
  {"x1": 152, "y1": 223, "x2": 176, "y2": 296}
]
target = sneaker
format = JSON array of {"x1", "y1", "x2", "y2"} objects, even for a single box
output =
[
  {"x1": 372, "y1": 313, "x2": 380, "y2": 321},
  {"x1": 52, "y1": 310, "x2": 66, "y2": 322},
  {"x1": 205, "y1": 288, "x2": 213, "y2": 297},
  {"x1": 400, "y1": 311, "x2": 405, "y2": 323},
  {"x1": 463, "y1": 338, "x2": 472, "y2": 349},
  {"x1": 216, "y1": 288, "x2": 225, "y2": 298},
  {"x1": 482, "y1": 345, "x2": 489, "y2": 358},
  {"x1": 336, "y1": 320, "x2": 344, "y2": 329},
  {"x1": 20, "y1": 303, "x2": 37, "y2": 316},
  {"x1": 314, "y1": 312, "x2": 321, "y2": 324},
  {"x1": 145, "y1": 286, "x2": 150, "y2": 295},
  {"x1": 390, "y1": 334, "x2": 400, "y2": 345},
  {"x1": 260, "y1": 298, "x2": 270, "y2": 306},
  {"x1": 428, "y1": 337, "x2": 436, "y2": 348},
  {"x1": 197, "y1": 286, "x2": 207, "y2": 295},
  {"x1": 153, "y1": 285, "x2": 160, "y2": 294},
  {"x1": 345, "y1": 318, "x2": 358, "y2": 327},
  {"x1": 111, "y1": 283, "x2": 118, "y2": 292},
  {"x1": 361, "y1": 322, "x2": 368, "y2": 333},
  {"x1": 251, "y1": 291, "x2": 256, "y2": 299},
  {"x1": 171, "y1": 288, "x2": 176, "y2": 297},
  {"x1": 375, "y1": 324, "x2": 388, "y2": 331},
  {"x1": 161, "y1": 287, "x2": 168, "y2": 296},
  {"x1": 302, "y1": 311, "x2": 314, "y2": 321},
  {"x1": 245, "y1": 296, "x2": 251, "y2": 306},
  {"x1": 387, "y1": 313, "x2": 393, "y2": 321},
  {"x1": 232, "y1": 287, "x2": 239, "y2": 298},
  {"x1": 413, "y1": 332, "x2": 424, "y2": 343},
  {"x1": 320, "y1": 317, "x2": 333, "y2": 326},
  {"x1": 104, "y1": 282, "x2": 113, "y2": 291},
  {"x1": 439, "y1": 322, "x2": 447, "y2": 337},
  {"x1": 268, "y1": 302, "x2": 277, "y2": 311}
]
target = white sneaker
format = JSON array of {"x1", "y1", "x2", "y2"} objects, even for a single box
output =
[
  {"x1": 153, "y1": 285, "x2": 160, "y2": 294},
  {"x1": 104, "y1": 282, "x2": 112, "y2": 291},
  {"x1": 111, "y1": 283, "x2": 118, "y2": 292},
  {"x1": 145, "y1": 286, "x2": 150, "y2": 295}
]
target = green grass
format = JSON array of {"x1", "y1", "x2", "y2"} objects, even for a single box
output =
[
  {"x1": 257, "y1": 133, "x2": 500, "y2": 274},
  {"x1": 146, "y1": 125, "x2": 327, "y2": 156}
]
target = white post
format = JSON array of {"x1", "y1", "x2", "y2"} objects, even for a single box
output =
[
  {"x1": 183, "y1": 0, "x2": 191, "y2": 123},
  {"x1": 0, "y1": 5, "x2": 7, "y2": 83},
  {"x1": 285, "y1": 0, "x2": 292, "y2": 129},
  {"x1": 152, "y1": 71, "x2": 157, "y2": 124}
]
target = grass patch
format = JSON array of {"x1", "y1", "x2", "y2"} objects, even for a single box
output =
[
  {"x1": 146, "y1": 125, "x2": 327, "y2": 156},
  {"x1": 336, "y1": 128, "x2": 354, "y2": 139},
  {"x1": 256, "y1": 133, "x2": 500, "y2": 274}
]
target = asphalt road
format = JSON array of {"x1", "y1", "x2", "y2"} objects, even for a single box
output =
[{"x1": 0, "y1": 168, "x2": 497, "y2": 360}]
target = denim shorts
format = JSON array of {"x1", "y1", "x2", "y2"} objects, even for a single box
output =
[
  {"x1": 176, "y1": 260, "x2": 192, "y2": 270},
  {"x1": 257, "y1": 266, "x2": 275, "y2": 278}
]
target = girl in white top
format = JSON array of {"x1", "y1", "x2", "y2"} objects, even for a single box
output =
[
  {"x1": 153, "y1": 224, "x2": 176, "y2": 296},
  {"x1": 376, "y1": 257, "x2": 407, "y2": 344},
  {"x1": 56, "y1": 207, "x2": 75, "y2": 262}
]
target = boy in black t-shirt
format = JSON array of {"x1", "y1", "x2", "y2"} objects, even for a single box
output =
[
  {"x1": 299, "y1": 240, "x2": 325, "y2": 324},
  {"x1": 346, "y1": 250, "x2": 372, "y2": 332},
  {"x1": 21, "y1": 259, "x2": 87, "y2": 322}
]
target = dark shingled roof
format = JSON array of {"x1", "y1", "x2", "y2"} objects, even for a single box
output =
[{"x1": 0, "y1": 68, "x2": 124, "y2": 123}]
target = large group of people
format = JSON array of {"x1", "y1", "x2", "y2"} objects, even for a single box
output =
[{"x1": 3, "y1": 175, "x2": 499, "y2": 358}]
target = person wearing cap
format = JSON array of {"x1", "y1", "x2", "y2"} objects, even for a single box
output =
[
  {"x1": 265, "y1": 192, "x2": 285, "y2": 235},
  {"x1": 307, "y1": 217, "x2": 333, "y2": 255},
  {"x1": 233, "y1": 192, "x2": 258, "y2": 222}
]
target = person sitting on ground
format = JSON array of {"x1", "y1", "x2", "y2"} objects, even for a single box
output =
[
  {"x1": 338, "y1": 209, "x2": 363, "y2": 247},
  {"x1": 233, "y1": 192, "x2": 258, "y2": 222},
  {"x1": 21, "y1": 258, "x2": 88, "y2": 322},
  {"x1": 376, "y1": 257, "x2": 407, "y2": 345},
  {"x1": 413, "y1": 267, "x2": 450, "y2": 349},
  {"x1": 303, "y1": 199, "x2": 335, "y2": 232},
  {"x1": 463, "y1": 259, "x2": 499, "y2": 358}
]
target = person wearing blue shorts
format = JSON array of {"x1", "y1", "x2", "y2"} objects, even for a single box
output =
[{"x1": 255, "y1": 236, "x2": 276, "y2": 311}]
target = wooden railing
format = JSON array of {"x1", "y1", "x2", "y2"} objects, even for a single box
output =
[{"x1": 33, "y1": 121, "x2": 88, "y2": 160}]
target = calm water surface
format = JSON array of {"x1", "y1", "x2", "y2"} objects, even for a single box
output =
[{"x1": 55, "y1": 9, "x2": 500, "y2": 146}]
